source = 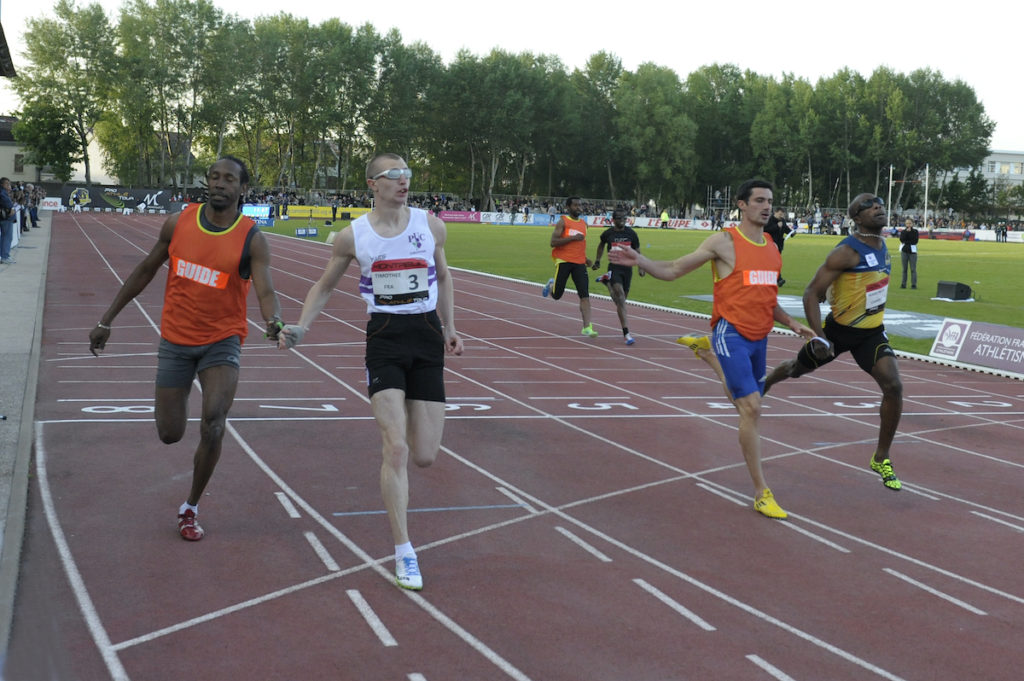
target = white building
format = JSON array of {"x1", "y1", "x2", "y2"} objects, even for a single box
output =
[
  {"x1": 0, "y1": 115, "x2": 49, "y2": 183},
  {"x1": 950, "y1": 150, "x2": 1024, "y2": 189}
]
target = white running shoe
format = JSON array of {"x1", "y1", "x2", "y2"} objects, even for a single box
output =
[{"x1": 396, "y1": 554, "x2": 423, "y2": 590}]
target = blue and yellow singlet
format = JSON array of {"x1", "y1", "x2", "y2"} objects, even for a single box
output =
[{"x1": 826, "y1": 235, "x2": 890, "y2": 328}]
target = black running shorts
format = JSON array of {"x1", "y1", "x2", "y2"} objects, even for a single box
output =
[
  {"x1": 365, "y1": 311, "x2": 446, "y2": 402},
  {"x1": 796, "y1": 315, "x2": 896, "y2": 374}
]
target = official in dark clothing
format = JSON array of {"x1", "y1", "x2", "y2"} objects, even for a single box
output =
[
  {"x1": 899, "y1": 218, "x2": 919, "y2": 289},
  {"x1": 764, "y1": 208, "x2": 791, "y2": 285}
]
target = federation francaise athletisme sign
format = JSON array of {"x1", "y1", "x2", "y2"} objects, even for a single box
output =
[{"x1": 930, "y1": 318, "x2": 1024, "y2": 375}]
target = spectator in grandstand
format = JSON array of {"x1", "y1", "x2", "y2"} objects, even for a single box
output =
[
  {"x1": 0, "y1": 178, "x2": 15, "y2": 264},
  {"x1": 278, "y1": 152, "x2": 463, "y2": 591},
  {"x1": 592, "y1": 208, "x2": 644, "y2": 345},
  {"x1": 764, "y1": 193, "x2": 904, "y2": 493},
  {"x1": 764, "y1": 208, "x2": 791, "y2": 286},
  {"x1": 609, "y1": 179, "x2": 814, "y2": 519},
  {"x1": 899, "y1": 217, "x2": 919, "y2": 288},
  {"x1": 88, "y1": 156, "x2": 284, "y2": 542},
  {"x1": 541, "y1": 196, "x2": 598, "y2": 337}
]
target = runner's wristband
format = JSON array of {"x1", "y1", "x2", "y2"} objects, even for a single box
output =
[
  {"x1": 97, "y1": 322, "x2": 111, "y2": 330},
  {"x1": 265, "y1": 319, "x2": 285, "y2": 339}
]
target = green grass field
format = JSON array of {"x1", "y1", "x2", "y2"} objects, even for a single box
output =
[{"x1": 264, "y1": 219, "x2": 1023, "y2": 356}]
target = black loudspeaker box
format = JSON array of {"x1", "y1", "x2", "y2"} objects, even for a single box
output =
[{"x1": 936, "y1": 280, "x2": 972, "y2": 300}]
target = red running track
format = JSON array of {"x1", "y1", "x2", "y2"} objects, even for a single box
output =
[{"x1": 6, "y1": 211, "x2": 1024, "y2": 681}]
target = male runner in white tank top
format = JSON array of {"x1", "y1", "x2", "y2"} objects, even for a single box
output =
[{"x1": 280, "y1": 153, "x2": 463, "y2": 590}]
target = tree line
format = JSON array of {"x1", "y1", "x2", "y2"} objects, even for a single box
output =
[{"x1": 12, "y1": 0, "x2": 1009, "y2": 217}]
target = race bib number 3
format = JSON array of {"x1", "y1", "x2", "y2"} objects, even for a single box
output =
[{"x1": 371, "y1": 258, "x2": 429, "y2": 305}]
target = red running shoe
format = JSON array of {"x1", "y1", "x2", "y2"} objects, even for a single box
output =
[{"x1": 178, "y1": 509, "x2": 205, "y2": 541}]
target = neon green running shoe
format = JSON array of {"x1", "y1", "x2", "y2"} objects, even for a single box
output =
[
  {"x1": 870, "y1": 457, "x2": 902, "y2": 490},
  {"x1": 581, "y1": 325, "x2": 598, "y2": 338}
]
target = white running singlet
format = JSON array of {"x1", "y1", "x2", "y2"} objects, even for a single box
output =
[{"x1": 353, "y1": 208, "x2": 438, "y2": 314}]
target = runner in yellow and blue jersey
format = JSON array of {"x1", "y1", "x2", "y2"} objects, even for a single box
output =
[{"x1": 765, "y1": 193, "x2": 905, "y2": 491}]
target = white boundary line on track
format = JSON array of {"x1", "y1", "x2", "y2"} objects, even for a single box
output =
[
  {"x1": 632, "y1": 578, "x2": 716, "y2": 631},
  {"x1": 346, "y1": 590, "x2": 398, "y2": 647},
  {"x1": 553, "y1": 526, "x2": 613, "y2": 563},
  {"x1": 34, "y1": 425, "x2": 130, "y2": 681},
  {"x1": 304, "y1": 531, "x2": 341, "y2": 571},
  {"x1": 745, "y1": 654, "x2": 798, "y2": 681},
  {"x1": 882, "y1": 568, "x2": 988, "y2": 615}
]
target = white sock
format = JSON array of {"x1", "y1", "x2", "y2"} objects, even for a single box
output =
[
  {"x1": 395, "y1": 542, "x2": 414, "y2": 562},
  {"x1": 179, "y1": 502, "x2": 198, "y2": 516}
]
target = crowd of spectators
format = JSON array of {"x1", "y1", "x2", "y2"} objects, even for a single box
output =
[
  {"x1": 207, "y1": 185, "x2": 1024, "y2": 239},
  {"x1": 0, "y1": 180, "x2": 45, "y2": 265}
]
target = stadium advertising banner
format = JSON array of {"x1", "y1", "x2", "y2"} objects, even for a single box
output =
[
  {"x1": 61, "y1": 185, "x2": 175, "y2": 212},
  {"x1": 479, "y1": 212, "x2": 558, "y2": 226},
  {"x1": 930, "y1": 318, "x2": 1024, "y2": 375},
  {"x1": 438, "y1": 211, "x2": 482, "y2": 223},
  {"x1": 242, "y1": 204, "x2": 272, "y2": 219},
  {"x1": 279, "y1": 205, "x2": 371, "y2": 220}
]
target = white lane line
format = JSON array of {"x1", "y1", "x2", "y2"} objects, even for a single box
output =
[
  {"x1": 632, "y1": 579, "x2": 716, "y2": 631},
  {"x1": 274, "y1": 491, "x2": 301, "y2": 518},
  {"x1": 223, "y1": 421, "x2": 534, "y2": 681},
  {"x1": 496, "y1": 487, "x2": 538, "y2": 514},
  {"x1": 971, "y1": 511, "x2": 1024, "y2": 533},
  {"x1": 408, "y1": 675, "x2": 428, "y2": 681},
  {"x1": 443, "y1": 445, "x2": 910, "y2": 681},
  {"x1": 882, "y1": 568, "x2": 987, "y2": 615},
  {"x1": 902, "y1": 487, "x2": 941, "y2": 501},
  {"x1": 696, "y1": 482, "x2": 746, "y2": 507},
  {"x1": 35, "y1": 426, "x2": 131, "y2": 681},
  {"x1": 554, "y1": 526, "x2": 612, "y2": 562},
  {"x1": 304, "y1": 532, "x2": 340, "y2": 572},
  {"x1": 746, "y1": 654, "x2": 798, "y2": 681},
  {"x1": 346, "y1": 590, "x2": 398, "y2": 647},
  {"x1": 779, "y1": 522, "x2": 850, "y2": 554},
  {"x1": 699, "y1": 482, "x2": 849, "y2": 553}
]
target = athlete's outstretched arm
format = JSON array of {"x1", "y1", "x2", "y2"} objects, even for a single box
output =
[
  {"x1": 89, "y1": 213, "x2": 177, "y2": 355},
  {"x1": 279, "y1": 227, "x2": 356, "y2": 349}
]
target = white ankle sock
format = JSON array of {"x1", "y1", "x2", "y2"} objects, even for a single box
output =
[
  {"x1": 395, "y1": 542, "x2": 414, "y2": 562},
  {"x1": 179, "y1": 502, "x2": 198, "y2": 516}
]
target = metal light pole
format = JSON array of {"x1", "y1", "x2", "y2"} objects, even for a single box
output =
[
  {"x1": 924, "y1": 163, "x2": 930, "y2": 230},
  {"x1": 887, "y1": 164, "x2": 894, "y2": 228}
]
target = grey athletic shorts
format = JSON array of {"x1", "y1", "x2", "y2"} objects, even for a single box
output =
[{"x1": 156, "y1": 335, "x2": 242, "y2": 388}]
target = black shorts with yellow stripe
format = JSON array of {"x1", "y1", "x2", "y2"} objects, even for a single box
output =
[{"x1": 796, "y1": 314, "x2": 896, "y2": 374}]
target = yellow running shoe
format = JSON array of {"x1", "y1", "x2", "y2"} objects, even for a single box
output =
[
  {"x1": 676, "y1": 334, "x2": 711, "y2": 358},
  {"x1": 870, "y1": 457, "x2": 902, "y2": 490},
  {"x1": 581, "y1": 325, "x2": 598, "y2": 338},
  {"x1": 754, "y1": 488, "x2": 788, "y2": 519}
]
